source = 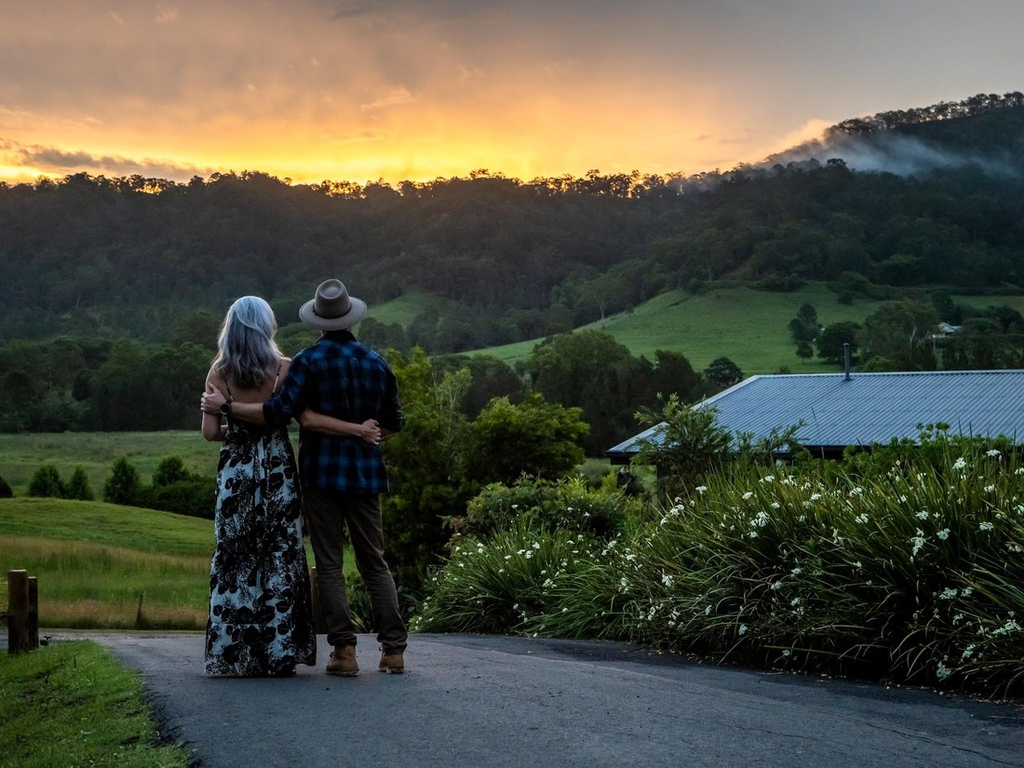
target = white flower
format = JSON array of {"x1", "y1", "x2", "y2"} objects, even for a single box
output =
[
  {"x1": 962, "y1": 587, "x2": 973, "y2": 597},
  {"x1": 961, "y1": 644, "x2": 977, "y2": 660},
  {"x1": 742, "y1": 491, "x2": 754, "y2": 500},
  {"x1": 748, "y1": 531, "x2": 759, "y2": 539},
  {"x1": 753, "y1": 511, "x2": 770, "y2": 527},
  {"x1": 936, "y1": 662, "x2": 952, "y2": 680},
  {"x1": 738, "y1": 624, "x2": 748, "y2": 636},
  {"x1": 770, "y1": 502, "x2": 781, "y2": 510},
  {"x1": 979, "y1": 522, "x2": 995, "y2": 532},
  {"x1": 770, "y1": 581, "x2": 784, "y2": 591},
  {"x1": 790, "y1": 597, "x2": 801, "y2": 606},
  {"x1": 696, "y1": 485, "x2": 708, "y2": 494},
  {"x1": 987, "y1": 449, "x2": 1001, "y2": 457},
  {"x1": 916, "y1": 510, "x2": 929, "y2": 520},
  {"x1": 1016, "y1": 467, "x2": 1024, "y2": 475},
  {"x1": 809, "y1": 493, "x2": 822, "y2": 502},
  {"x1": 939, "y1": 588, "x2": 958, "y2": 600},
  {"x1": 782, "y1": 649, "x2": 791, "y2": 657},
  {"x1": 984, "y1": 485, "x2": 996, "y2": 493},
  {"x1": 532, "y1": 542, "x2": 541, "y2": 550},
  {"x1": 937, "y1": 528, "x2": 951, "y2": 540},
  {"x1": 761, "y1": 475, "x2": 775, "y2": 483},
  {"x1": 625, "y1": 553, "x2": 636, "y2": 562},
  {"x1": 855, "y1": 513, "x2": 869, "y2": 524},
  {"x1": 791, "y1": 567, "x2": 802, "y2": 576},
  {"x1": 524, "y1": 550, "x2": 534, "y2": 559},
  {"x1": 952, "y1": 457, "x2": 967, "y2": 470},
  {"x1": 704, "y1": 605, "x2": 712, "y2": 615},
  {"x1": 849, "y1": 486, "x2": 864, "y2": 496},
  {"x1": 661, "y1": 573, "x2": 674, "y2": 587},
  {"x1": 994, "y1": 619, "x2": 1022, "y2": 636},
  {"x1": 911, "y1": 530, "x2": 927, "y2": 557}
]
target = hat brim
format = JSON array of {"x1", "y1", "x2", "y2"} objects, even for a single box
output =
[{"x1": 298, "y1": 296, "x2": 367, "y2": 330}]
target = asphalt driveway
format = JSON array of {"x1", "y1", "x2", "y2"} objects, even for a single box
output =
[{"x1": 65, "y1": 631, "x2": 1024, "y2": 767}]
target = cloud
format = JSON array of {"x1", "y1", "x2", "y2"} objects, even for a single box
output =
[
  {"x1": 360, "y1": 85, "x2": 416, "y2": 112},
  {"x1": 6, "y1": 140, "x2": 214, "y2": 181}
]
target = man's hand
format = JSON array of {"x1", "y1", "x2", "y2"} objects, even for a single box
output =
[{"x1": 201, "y1": 385, "x2": 227, "y2": 414}]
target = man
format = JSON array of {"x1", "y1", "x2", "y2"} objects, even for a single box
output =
[{"x1": 203, "y1": 278, "x2": 407, "y2": 676}]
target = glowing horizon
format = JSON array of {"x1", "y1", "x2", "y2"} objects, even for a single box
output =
[{"x1": 2, "y1": 1, "x2": 1023, "y2": 187}]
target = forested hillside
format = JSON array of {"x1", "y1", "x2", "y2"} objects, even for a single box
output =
[{"x1": 3, "y1": 91, "x2": 1024, "y2": 440}]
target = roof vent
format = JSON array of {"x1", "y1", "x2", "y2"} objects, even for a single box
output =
[{"x1": 843, "y1": 343, "x2": 852, "y2": 381}]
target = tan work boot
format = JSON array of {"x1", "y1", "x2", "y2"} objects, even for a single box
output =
[
  {"x1": 378, "y1": 650, "x2": 405, "y2": 674},
  {"x1": 326, "y1": 645, "x2": 358, "y2": 677}
]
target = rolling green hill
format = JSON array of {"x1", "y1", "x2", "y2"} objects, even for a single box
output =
[{"x1": 474, "y1": 284, "x2": 1024, "y2": 374}]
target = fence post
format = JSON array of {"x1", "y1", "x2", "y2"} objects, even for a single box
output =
[
  {"x1": 7, "y1": 570, "x2": 30, "y2": 654},
  {"x1": 28, "y1": 577, "x2": 39, "y2": 650}
]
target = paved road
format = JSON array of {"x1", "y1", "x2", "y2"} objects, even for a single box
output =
[{"x1": 67, "y1": 631, "x2": 1024, "y2": 767}]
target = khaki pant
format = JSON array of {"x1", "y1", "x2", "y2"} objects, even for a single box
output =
[{"x1": 302, "y1": 487, "x2": 407, "y2": 653}]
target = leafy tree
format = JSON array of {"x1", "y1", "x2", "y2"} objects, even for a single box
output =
[
  {"x1": 632, "y1": 395, "x2": 732, "y2": 500},
  {"x1": 104, "y1": 457, "x2": 143, "y2": 506},
  {"x1": 0, "y1": 474, "x2": 12, "y2": 498},
  {"x1": 467, "y1": 394, "x2": 588, "y2": 485},
  {"x1": 152, "y1": 456, "x2": 191, "y2": 486},
  {"x1": 859, "y1": 299, "x2": 939, "y2": 370},
  {"x1": 27, "y1": 463, "x2": 65, "y2": 498},
  {"x1": 702, "y1": 357, "x2": 744, "y2": 389},
  {"x1": 65, "y1": 465, "x2": 94, "y2": 501},
  {"x1": 817, "y1": 321, "x2": 862, "y2": 364},
  {"x1": 788, "y1": 303, "x2": 819, "y2": 344},
  {"x1": 523, "y1": 330, "x2": 653, "y2": 454}
]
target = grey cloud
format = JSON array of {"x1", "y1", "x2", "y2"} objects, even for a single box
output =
[{"x1": 12, "y1": 141, "x2": 215, "y2": 181}]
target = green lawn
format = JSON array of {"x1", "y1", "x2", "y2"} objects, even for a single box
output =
[
  {"x1": 473, "y1": 284, "x2": 1024, "y2": 374},
  {"x1": 0, "y1": 641, "x2": 190, "y2": 767}
]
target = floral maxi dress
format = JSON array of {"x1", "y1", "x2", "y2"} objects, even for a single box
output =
[{"x1": 205, "y1": 421, "x2": 317, "y2": 675}]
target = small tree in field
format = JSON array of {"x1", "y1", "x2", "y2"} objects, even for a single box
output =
[
  {"x1": 28, "y1": 463, "x2": 65, "y2": 498},
  {"x1": 65, "y1": 465, "x2": 95, "y2": 501},
  {"x1": 0, "y1": 474, "x2": 13, "y2": 498},
  {"x1": 104, "y1": 457, "x2": 143, "y2": 506}
]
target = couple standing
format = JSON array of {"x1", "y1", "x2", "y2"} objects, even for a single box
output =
[{"x1": 199, "y1": 278, "x2": 407, "y2": 678}]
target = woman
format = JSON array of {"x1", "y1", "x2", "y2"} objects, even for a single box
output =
[{"x1": 200, "y1": 296, "x2": 319, "y2": 676}]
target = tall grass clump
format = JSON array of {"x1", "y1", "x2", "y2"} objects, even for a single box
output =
[
  {"x1": 415, "y1": 477, "x2": 636, "y2": 635},
  {"x1": 604, "y1": 433, "x2": 1024, "y2": 696},
  {"x1": 416, "y1": 426, "x2": 1024, "y2": 697}
]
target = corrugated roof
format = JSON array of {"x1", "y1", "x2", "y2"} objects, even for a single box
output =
[{"x1": 607, "y1": 369, "x2": 1024, "y2": 457}]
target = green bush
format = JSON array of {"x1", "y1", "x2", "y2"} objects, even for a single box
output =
[
  {"x1": 0, "y1": 474, "x2": 13, "y2": 498},
  {"x1": 103, "y1": 457, "x2": 143, "y2": 506},
  {"x1": 419, "y1": 432, "x2": 1024, "y2": 697},
  {"x1": 65, "y1": 465, "x2": 95, "y2": 501},
  {"x1": 457, "y1": 476, "x2": 632, "y2": 541},
  {"x1": 27, "y1": 463, "x2": 66, "y2": 498},
  {"x1": 143, "y1": 476, "x2": 217, "y2": 519}
]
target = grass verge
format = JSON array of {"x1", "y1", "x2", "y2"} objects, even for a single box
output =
[{"x1": 0, "y1": 641, "x2": 190, "y2": 767}]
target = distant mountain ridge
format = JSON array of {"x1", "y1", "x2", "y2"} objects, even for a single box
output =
[{"x1": 2, "y1": 91, "x2": 1024, "y2": 356}]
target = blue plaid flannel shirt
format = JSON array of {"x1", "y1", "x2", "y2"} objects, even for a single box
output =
[{"x1": 263, "y1": 331, "x2": 403, "y2": 493}]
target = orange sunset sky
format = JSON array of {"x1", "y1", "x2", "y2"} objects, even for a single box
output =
[{"x1": 2, "y1": 0, "x2": 1024, "y2": 186}]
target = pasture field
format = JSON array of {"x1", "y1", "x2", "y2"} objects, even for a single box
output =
[
  {"x1": 473, "y1": 284, "x2": 1024, "y2": 373},
  {"x1": 1, "y1": 498, "x2": 213, "y2": 629},
  {"x1": 0, "y1": 430, "x2": 220, "y2": 497}
]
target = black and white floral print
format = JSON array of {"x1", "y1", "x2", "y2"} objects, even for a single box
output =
[{"x1": 205, "y1": 422, "x2": 317, "y2": 676}]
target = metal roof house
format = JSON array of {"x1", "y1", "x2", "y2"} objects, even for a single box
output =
[{"x1": 607, "y1": 369, "x2": 1024, "y2": 463}]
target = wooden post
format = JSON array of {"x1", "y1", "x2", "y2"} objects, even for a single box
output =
[
  {"x1": 7, "y1": 570, "x2": 29, "y2": 654},
  {"x1": 28, "y1": 577, "x2": 39, "y2": 651},
  {"x1": 309, "y1": 567, "x2": 326, "y2": 635}
]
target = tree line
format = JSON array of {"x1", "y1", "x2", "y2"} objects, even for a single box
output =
[{"x1": 3, "y1": 95, "x2": 1024, "y2": 357}]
